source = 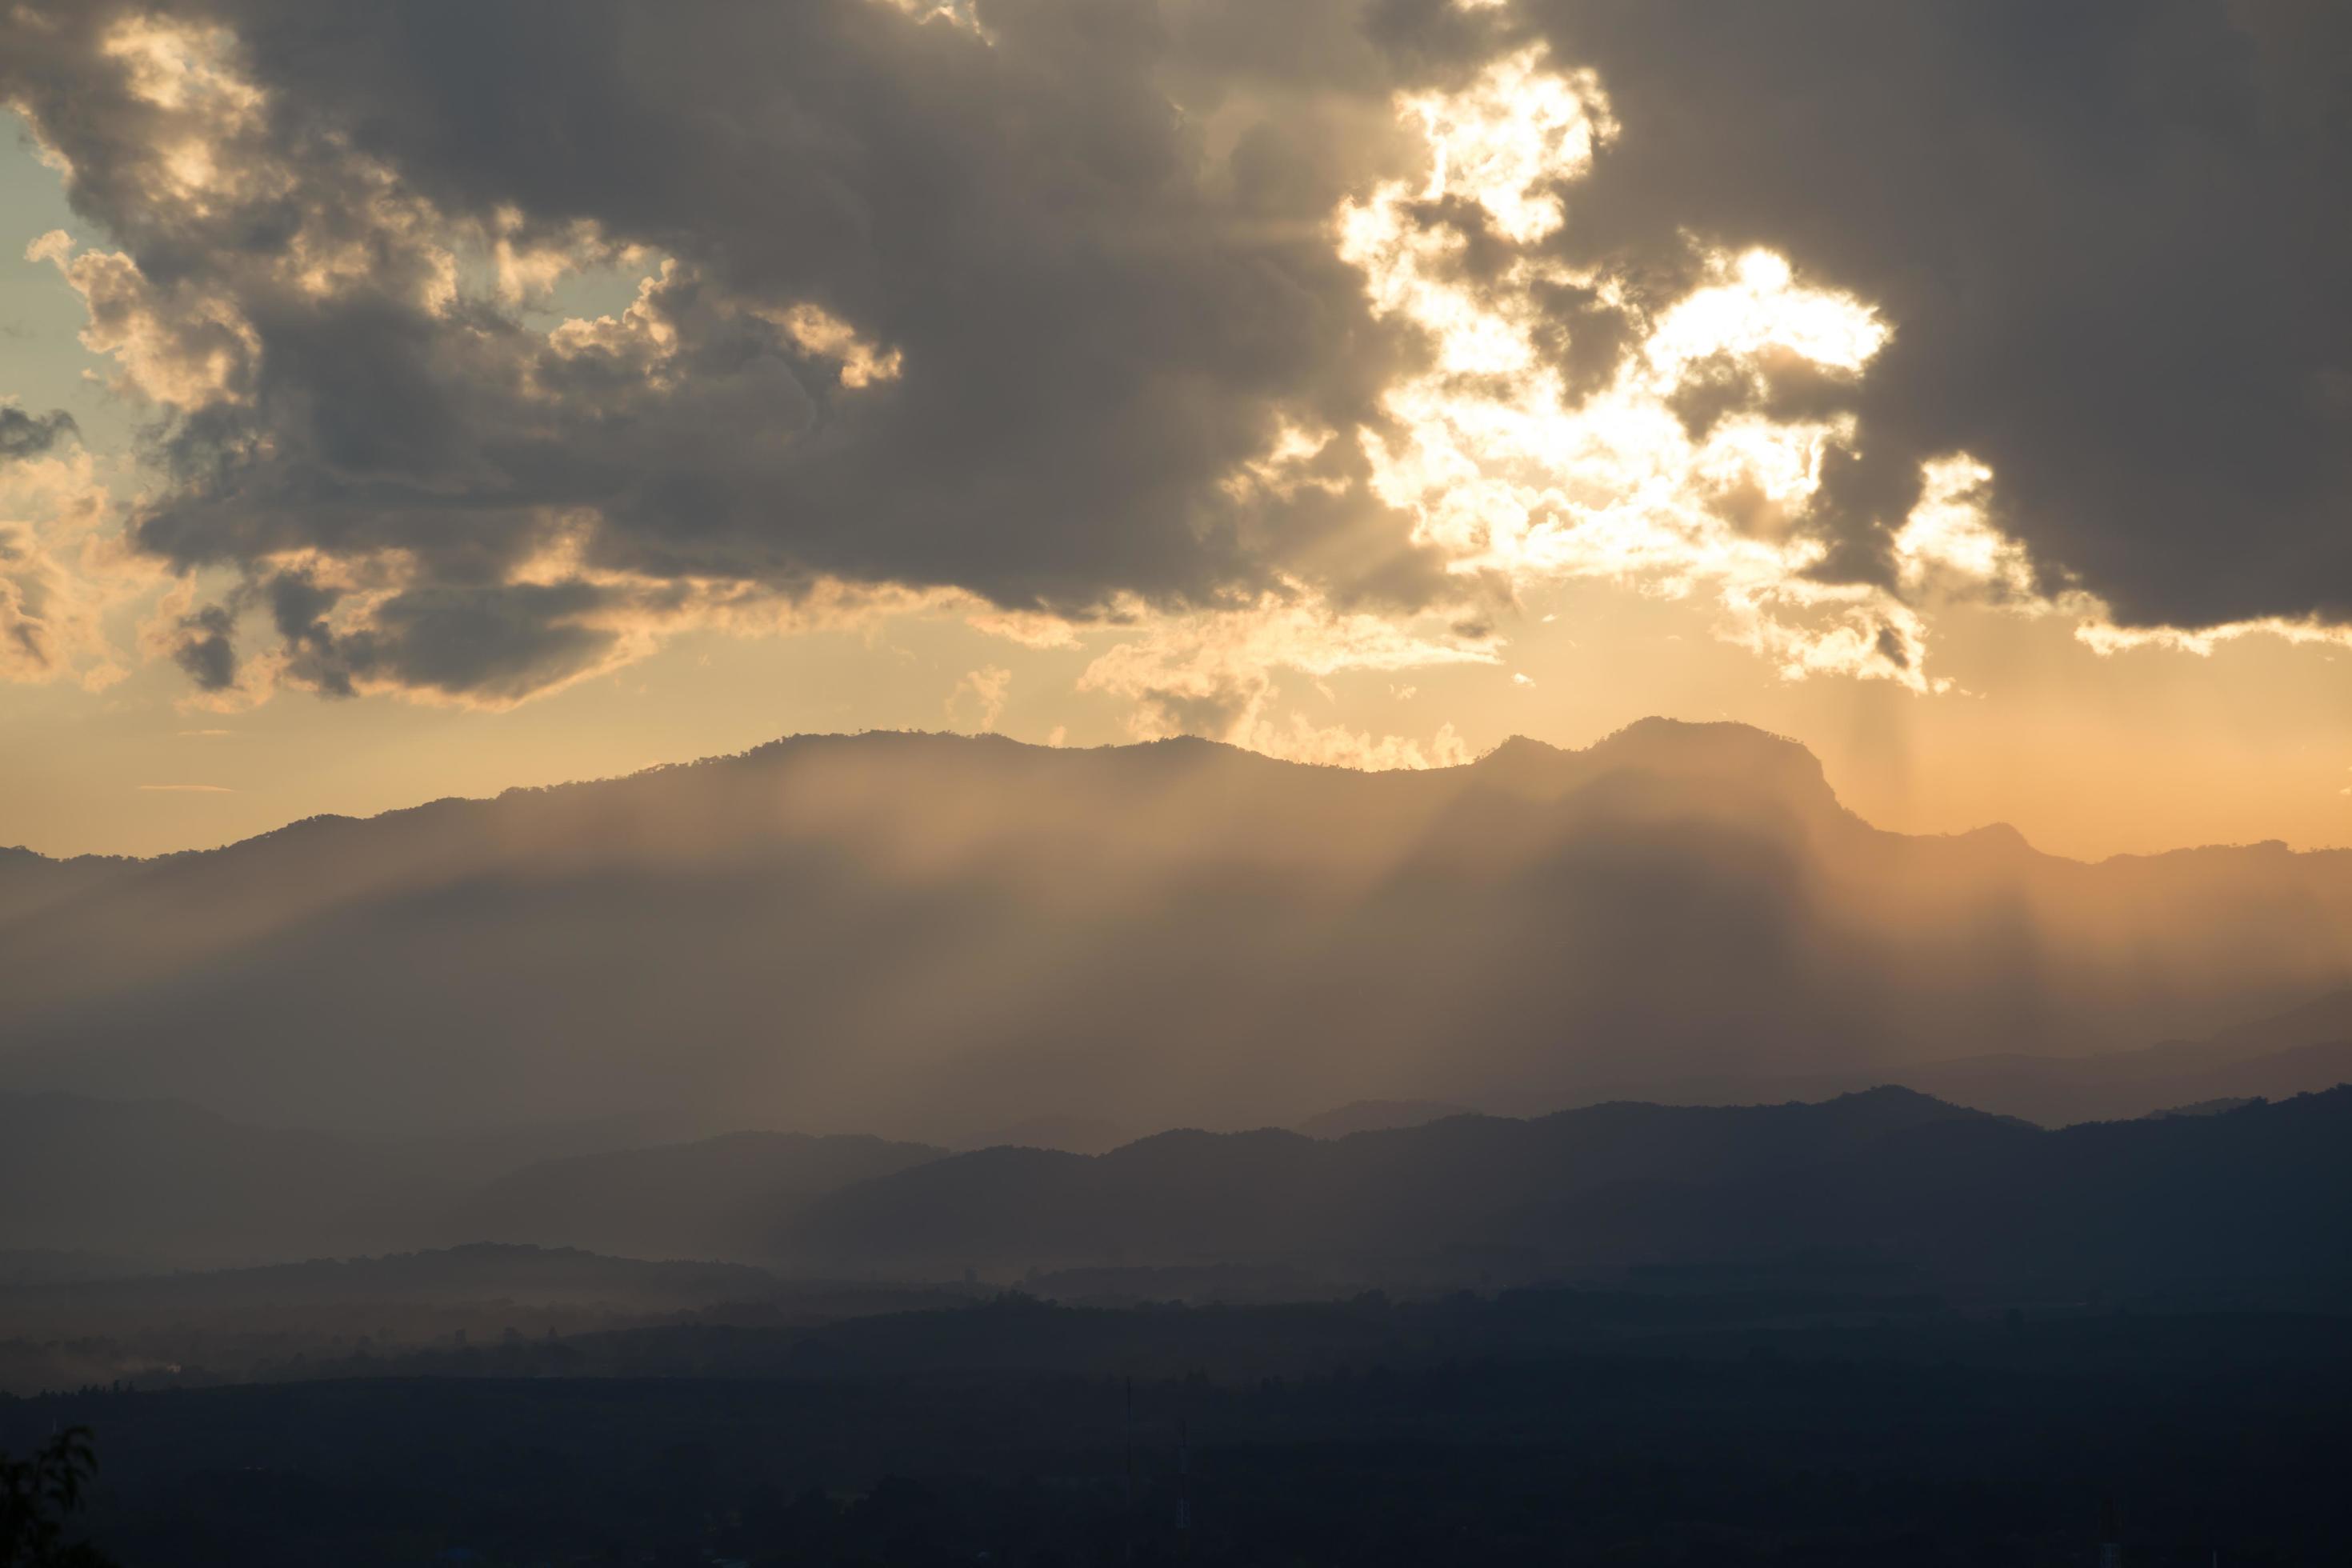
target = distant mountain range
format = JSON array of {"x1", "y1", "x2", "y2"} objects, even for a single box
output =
[
  {"x1": 1294, "y1": 1099, "x2": 1471, "y2": 1139},
  {"x1": 954, "y1": 1114, "x2": 1129, "y2": 1156},
  {"x1": 1586, "y1": 986, "x2": 2352, "y2": 1126},
  {"x1": 15, "y1": 968, "x2": 2352, "y2": 1270},
  {"x1": 784, "y1": 1087, "x2": 2352, "y2": 1292},
  {"x1": 785, "y1": 1086, "x2": 2002, "y2": 1274},
  {"x1": 7, "y1": 1082, "x2": 2348, "y2": 1298},
  {"x1": 8, "y1": 721, "x2": 2352, "y2": 1142}
]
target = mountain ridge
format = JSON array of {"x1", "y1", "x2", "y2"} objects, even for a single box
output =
[
  {"x1": 781, "y1": 1086, "x2": 2014, "y2": 1273},
  {"x1": 0, "y1": 718, "x2": 2242, "y2": 873},
  {"x1": 8, "y1": 718, "x2": 2352, "y2": 1140},
  {"x1": 13, "y1": 720, "x2": 2346, "y2": 884},
  {"x1": 776, "y1": 1086, "x2": 2352, "y2": 1289}
]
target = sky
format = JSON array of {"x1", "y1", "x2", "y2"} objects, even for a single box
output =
[{"x1": 4, "y1": 0, "x2": 2352, "y2": 862}]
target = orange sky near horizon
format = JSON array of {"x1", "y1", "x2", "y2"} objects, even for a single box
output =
[{"x1": 7, "y1": 568, "x2": 2351, "y2": 865}]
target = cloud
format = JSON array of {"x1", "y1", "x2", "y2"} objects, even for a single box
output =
[
  {"x1": 1334, "y1": 46, "x2": 1946, "y2": 689},
  {"x1": 1242, "y1": 713, "x2": 1474, "y2": 770},
  {"x1": 137, "y1": 782, "x2": 232, "y2": 793},
  {"x1": 1510, "y1": 0, "x2": 2352, "y2": 635},
  {"x1": 0, "y1": 0, "x2": 1508, "y2": 706},
  {"x1": 0, "y1": 447, "x2": 150, "y2": 689},
  {"x1": 0, "y1": 406, "x2": 78, "y2": 464},
  {"x1": 1078, "y1": 593, "x2": 1498, "y2": 734},
  {"x1": 946, "y1": 664, "x2": 1012, "y2": 732},
  {"x1": 1075, "y1": 590, "x2": 1491, "y2": 768},
  {"x1": 166, "y1": 601, "x2": 239, "y2": 691},
  {"x1": 5, "y1": 0, "x2": 2346, "y2": 718}
]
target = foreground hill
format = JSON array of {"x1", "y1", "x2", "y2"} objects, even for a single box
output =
[
  {"x1": 7, "y1": 720, "x2": 2352, "y2": 1139},
  {"x1": 783, "y1": 1089, "x2": 2352, "y2": 1291}
]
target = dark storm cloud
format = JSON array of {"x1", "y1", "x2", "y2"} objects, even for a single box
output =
[
  {"x1": 280, "y1": 578, "x2": 623, "y2": 704},
  {"x1": 1514, "y1": 0, "x2": 2352, "y2": 628},
  {"x1": 0, "y1": 0, "x2": 1506, "y2": 700},
  {"x1": 6, "y1": 0, "x2": 2345, "y2": 703},
  {"x1": 0, "y1": 408, "x2": 77, "y2": 464},
  {"x1": 169, "y1": 601, "x2": 238, "y2": 691}
]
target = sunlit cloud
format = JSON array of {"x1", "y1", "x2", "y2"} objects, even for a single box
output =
[
  {"x1": 1070, "y1": 591, "x2": 1495, "y2": 770},
  {"x1": 947, "y1": 664, "x2": 1013, "y2": 733},
  {"x1": 29, "y1": 231, "x2": 258, "y2": 409},
  {"x1": 1243, "y1": 713, "x2": 1474, "y2": 772},
  {"x1": 870, "y1": 0, "x2": 990, "y2": 38},
  {"x1": 12, "y1": 0, "x2": 2349, "y2": 758},
  {"x1": 1334, "y1": 46, "x2": 1963, "y2": 691},
  {"x1": 2076, "y1": 615, "x2": 2352, "y2": 660},
  {"x1": 1642, "y1": 250, "x2": 1887, "y2": 381},
  {"x1": 1404, "y1": 46, "x2": 1615, "y2": 246},
  {"x1": 1334, "y1": 39, "x2": 2352, "y2": 698},
  {"x1": 1892, "y1": 458, "x2": 2035, "y2": 600},
  {"x1": 758, "y1": 302, "x2": 904, "y2": 390},
  {"x1": 0, "y1": 445, "x2": 160, "y2": 690}
]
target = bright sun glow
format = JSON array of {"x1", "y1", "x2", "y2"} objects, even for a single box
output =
[{"x1": 1338, "y1": 46, "x2": 1954, "y2": 690}]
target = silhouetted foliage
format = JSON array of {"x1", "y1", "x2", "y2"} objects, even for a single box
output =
[{"x1": 0, "y1": 1427, "x2": 114, "y2": 1567}]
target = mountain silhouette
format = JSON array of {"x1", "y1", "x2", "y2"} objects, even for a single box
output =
[
  {"x1": 954, "y1": 1115, "x2": 1129, "y2": 1155},
  {"x1": 1614, "y1": 989, "x2": 2352, "y2": 1125},
  {"x1": 1294, "y1": 1100, "x2": 1474, "y2": 1139},
  {"x1": 782, "y1": 1087, "x2": 2005, "y2": 1272},
  {"x1": 781, "y1": 1088, "x2": 2352, "y2": 1291},
  {"x1": 1577, "y1": 1089, "x2": 2352, "y2": 1290},
  {"x1": 6, "y1": 721, "x2": 2352, "y2": 1142}
]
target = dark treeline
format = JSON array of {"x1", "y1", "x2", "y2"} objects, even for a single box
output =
[{"x1": 8, "y1": 1290, "x2": 2351, "y2": 1566}]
